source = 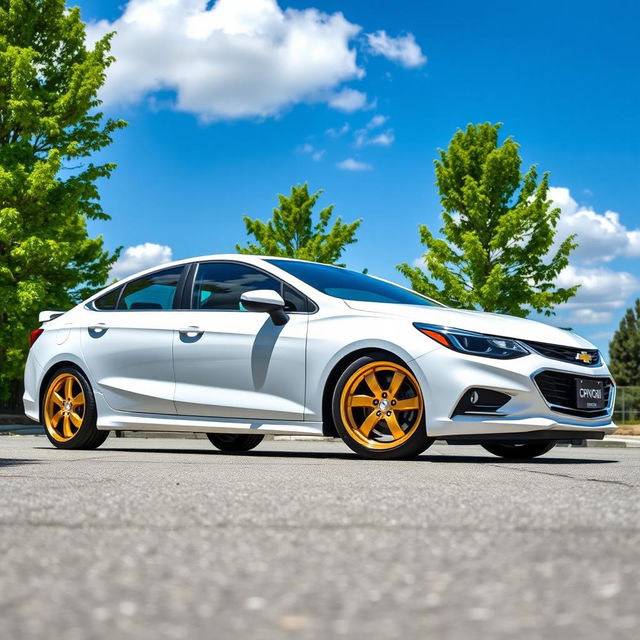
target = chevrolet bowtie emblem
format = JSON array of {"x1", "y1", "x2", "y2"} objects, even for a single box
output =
[{"x1": 576, "y1": 351, "x2": 592, "y2": 364}]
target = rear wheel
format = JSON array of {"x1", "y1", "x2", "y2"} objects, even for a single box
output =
[
  {"x1": 42, "y1": 367, "x2": 108, "y2": 449},
  {"x1": 332, "y1": 353, "x2": 433, "y2": 460},
  {"x1": 481, "y1": 441, "x2": 556, "y2": 459},
  {"x1": 206, "y1": 433, "x2": 264, "y2": 452}
]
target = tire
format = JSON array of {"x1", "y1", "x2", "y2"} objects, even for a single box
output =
[
  {"x1": 332, "y1": 352, "x2": 433, "y2": 460},
  {"x1": 41, "y1": 366, "x2": 108, "y2": 450},
  {"x1": 481, "y1": 441, "x2": 556, "y2": 459},
  {"x1": 206, "y1": 433, "x2": 264, "y2": 452}
]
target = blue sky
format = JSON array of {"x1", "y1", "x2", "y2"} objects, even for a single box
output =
[{"x1": 79, "y1": 0, "x2": 639, "y2": 354}]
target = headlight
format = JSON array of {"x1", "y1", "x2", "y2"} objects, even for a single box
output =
[{"x1": 414, "y1": 323, "x2": 530, "y2": 359}]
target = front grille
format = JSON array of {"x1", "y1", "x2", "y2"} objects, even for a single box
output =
[
  {"x1": 524, "y1": 340, "x2": 600, "y2": 366},
  {"x1": 534, "y1": 370, "x2": 613, "y2": 418}
]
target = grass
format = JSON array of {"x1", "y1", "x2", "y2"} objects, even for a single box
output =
[{"x1": 614, "y1": 424, "x2": 640, "y2": 436}]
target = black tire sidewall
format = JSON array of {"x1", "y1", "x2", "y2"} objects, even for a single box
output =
[
  {"x1": 481, "y1": 441, "x2": 556, "y2": 459},
  {"x1": 206, "y1": 433, "x2": 265, "y2": 452},
  {"x1": 331, "y1": 352, "x2": 432, "y2": 460},
  {"x1": 42, "y1": 366, "x2": 107, "y2": 450}
]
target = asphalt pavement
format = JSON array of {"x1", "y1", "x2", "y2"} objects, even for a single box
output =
[{"x1": 1, "y1": 436, "x2": 638, "y2": 640}]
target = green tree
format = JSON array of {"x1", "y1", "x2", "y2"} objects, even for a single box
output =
[
  {"x1": 236, "y1": 183, "x2": 361, "y2": 266},
  {"x1": 609, "y1": 299, "x2": 640, "y2": 386},
  {"x1": 398, "y1": 123, "x2": 578, "y2": 317},
  {"x1": 0, "y1": 0, "x2": 126, "y2": 403}
]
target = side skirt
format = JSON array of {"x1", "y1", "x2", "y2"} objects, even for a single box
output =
[{"x1": 97, "y1": 413, "x2": 324, "y2": 437}]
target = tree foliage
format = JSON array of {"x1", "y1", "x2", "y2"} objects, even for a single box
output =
[
  {"x1": 609, "y1": 299, "x2": 640, "y2": 386},
  {"x1": 0, "y1": 0, "x2": 126, "y2": 401},
  {"x1": 236, "y1": 183, "x2": 361, "y2": 266},
  {"x1": 398, "y1": 123, "x2": 578, "y2": 317}
]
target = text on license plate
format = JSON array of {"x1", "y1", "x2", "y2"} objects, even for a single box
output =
[{"x1": 575, "y1": 378, "x2": 606, "y2": 409}]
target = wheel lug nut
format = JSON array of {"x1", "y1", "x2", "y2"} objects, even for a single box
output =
[
  {"x1": 387, "y1": 411, "x2": 392, "y2": 416},
  {"x1": 373, "y1": 399, "x2": 379, "y2": 405},
  {"x1": 376, "y1": 411, "x2": 381, "y2": 416},
  {"x1": 391, "y1": 400, "x2": 396, "y2": 406},
  {"x1": 382, "y1": 392, "x2": 387, "y2": 398}
]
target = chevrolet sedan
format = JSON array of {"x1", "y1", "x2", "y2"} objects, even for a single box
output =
[{"x1": 23, "y1": 255, "x2": 616, "y2": 459}]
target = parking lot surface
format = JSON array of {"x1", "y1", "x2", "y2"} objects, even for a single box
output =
[{"x1": 1, "y1": 436, "x2": 638, "y2": 639}]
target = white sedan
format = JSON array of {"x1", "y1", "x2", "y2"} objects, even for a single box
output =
[{"x1": 23, "y1": 254, "x2": 616, "y2": 459}]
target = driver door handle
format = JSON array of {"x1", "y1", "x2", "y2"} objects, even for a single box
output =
[{"x1": 178, "y1": 326, "x2": 204, "y2": 336}]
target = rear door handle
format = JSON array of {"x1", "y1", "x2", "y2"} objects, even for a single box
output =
[{"x1": 178, "y1": 326, "x2": 204, "y2": 336}]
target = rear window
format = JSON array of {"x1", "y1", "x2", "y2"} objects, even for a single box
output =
[
  {"x1": 118, "y1": 267, "x2": 184, "y2": 310},
  {"x1": 93, "y1": 286, "x2": 122, "y2": 310}
]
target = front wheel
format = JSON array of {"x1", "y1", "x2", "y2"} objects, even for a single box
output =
[
  {"x1": 332, "y1": 352, "x2": 433, "y2": 460},
  {"x1": 206, "y1": 433, "x2": 264, "y2": 452},
  {"x1": 481, "y1": 441, "x2": 556, "y2": 459}
]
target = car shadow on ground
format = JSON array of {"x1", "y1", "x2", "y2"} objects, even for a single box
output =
[
  {"x1": 82, "y1": 446, "x2": 618, "y2": 465},
  {"x1": 0, "y1": 458, "x2": 42, "y2": 468}
]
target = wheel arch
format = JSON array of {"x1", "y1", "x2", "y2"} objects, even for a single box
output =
[
  {"x1": 321, "y1": 347, "x2": 410, "y2": 437},
  {"x1": 38, "y1": 360, "x2": 90, "y2": 424}
]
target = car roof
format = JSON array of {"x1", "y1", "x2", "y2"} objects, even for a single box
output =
[
  {"x1": 151, "y1": 254, "x2": 320, "y2": 268},
  {"x1": 82, "y1": 254, "x2": 327, "y2": 304}
]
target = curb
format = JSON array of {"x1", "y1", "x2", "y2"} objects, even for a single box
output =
[
  {"x1": 0, "y1": 414, "x2": 32, "y2": 426},
  {"x1": 586, "y1": 436, "x2": 640, "y2": 448},
  {"x1": 0, "y1": 424, "x2": 45, "y2": 435},
  {"x1": 1, "y1": 424, "x2": 639, "y2": 447}
]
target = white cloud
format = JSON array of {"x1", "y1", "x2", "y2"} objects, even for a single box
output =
[
  {"x1": 354, "y1": 114, "x2": 394, "y2": 147},
  {"x1": 554, "y1": 265, "x2": 640, "y2": 324},
  {"x1": 355, "y1": 128, "x2": 395, "y2": 147},
  {"x1": 366, "y1": 114, "x2": 388, "y2": 129},
  {"x1": 110, "y1": 243, "x2": 173, "y2": 279},
  {"x1": 88, "y1": 0, "x2": 365, "y2": 120},
  {"x1": 588, "y1": 330, "x2": 614, "y2": 341},
  {"x1": 336, "y1": 158, "x2": 372, "y2": 171},
  {"x1": 326, "y1": 123, "x2": 350, "y2": 137},
  {"x1": 296, "y1": 142, "x2": 325, "y2": 161},
  {"x1": 365, "y1": 30, "x2": 426, "y2": 68},
  {"x1": 567, "y1": 309, "x2": 613, "y2": 325},
  {"x1": 328, "y1": 88, "x2": 368, "y2": 113},
  {"x1": 550, "y1": 186, "x2": 640, "y2": 264}
]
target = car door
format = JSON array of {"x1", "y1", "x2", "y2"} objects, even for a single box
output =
[
  {"x1": 80, "y1": 265, "x2": 186, "y2": 414},
  {"x1": 172, "y1": 261, "x2": 309, "y2": 420}
]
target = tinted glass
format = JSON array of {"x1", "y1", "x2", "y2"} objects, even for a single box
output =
[
  {"x1": 94, "y1": 286, "x2": 122, "y2": 310},
  {"x1": 283, "y1": 284, "x2": 309, "y2": 313},
  {"x1": 193, "y1": 263, "x2": 281, "y2": 311},
  {"x1": 118, "y1": 267, "x2": 183, "y2": 310},
  {"x1": 267, "y1": 260, "x2": 440, "y2": 306}
]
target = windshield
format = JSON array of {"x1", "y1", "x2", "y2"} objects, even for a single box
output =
[{"x1": 266, "y1": 260, "x2": 441, "y2": 307}]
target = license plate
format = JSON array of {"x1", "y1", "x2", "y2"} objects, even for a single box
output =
[{"x1": 576, "y1": 378, "x2": 605, "y2": 409}]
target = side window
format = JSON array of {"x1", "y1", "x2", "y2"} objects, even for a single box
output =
[
  {"x1": 283, "y1": 284, "x2": 308, "y2": 313},
  {"x1": 118, "y1": 267, "x2": 183, "y2": 310},
  {"x1": 192, "y1": 263, "x2": 281, "y2": 311},
  {"x1": 93, "y1": 286, "x2": 122, "y2": 310}
]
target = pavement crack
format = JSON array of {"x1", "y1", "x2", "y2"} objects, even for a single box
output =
[{"x1": 489, "y1": 463, "x2": 636, "y2": 488}]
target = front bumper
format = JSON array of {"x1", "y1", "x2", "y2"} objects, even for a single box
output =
[{"x1": 410, "y1": 346, "x2": 616, "y2": 439}]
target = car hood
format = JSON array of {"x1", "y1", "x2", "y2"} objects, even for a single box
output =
[{"x1": 343, "y1": 301, "x2": 596, "y2": 349}]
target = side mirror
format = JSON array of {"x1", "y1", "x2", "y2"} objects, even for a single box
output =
[{"x1": 240, "y1": 290, "x2": 289, "y2": 326}]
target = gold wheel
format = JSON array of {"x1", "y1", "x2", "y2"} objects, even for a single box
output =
[
  {"x1": 339, "y1": 361, "x2": 424, "y2": 451},
  {"x1": 43, "y1": 373, "x2": 86, "y2": 443}
]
